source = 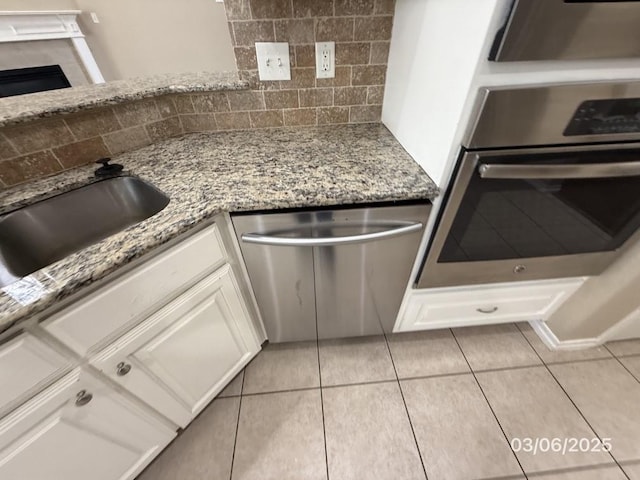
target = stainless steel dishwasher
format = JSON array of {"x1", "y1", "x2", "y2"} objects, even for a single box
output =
[{"x1": 231, "y1": 202, "x2": 430, "y2": 343}]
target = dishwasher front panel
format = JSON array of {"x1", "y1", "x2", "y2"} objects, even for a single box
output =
[
  {"x1": 231, "y1": 203, "x2": 430, "y2": 343},
  {"x1": 230, "y1": 213, "x2": 317, "y2": 343}
]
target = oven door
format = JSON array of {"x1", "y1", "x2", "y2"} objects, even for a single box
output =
[
  {"x1": 418, "y1": 144, "x2": 640, "y2": 288},
  {"x1": 490, "y1": 0, "x2": 640, "y2": 62}
]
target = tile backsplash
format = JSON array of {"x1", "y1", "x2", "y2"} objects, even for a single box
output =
[
  {"x1": 224, "y1": 0, "x2": 394, "y2": 125},
  {"x1": 0, "y1": 0, "x2": 395, "y2": 188}
]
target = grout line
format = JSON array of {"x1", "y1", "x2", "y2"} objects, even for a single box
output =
[
  {"x1": 450, "y1": 327, "x2": 528, "y2": 478},
  {"x1": 605, "y1": 344, "x2": 640, "y2": 360},
  {"x1": 311, "y1": 248, "x2": 330, "y2": 480},
  {"x1": 609, "y1": 355, "x2": 640, "y2": 384},
  {"x1": 228, "y1": 370, "x2": 245, "y2": 480},
  {"x1": 317, "y1": 335, "x2": 330, "y2": 480},
  {"x1": 321, "y1": 377, "x2": 397, "y2": 390},
  {"x1": 519, "y1": 331, "x2": 631, "y2": 479},
  {"x1": 382, "y1": 332, "x2": 430, "y2": 480}
]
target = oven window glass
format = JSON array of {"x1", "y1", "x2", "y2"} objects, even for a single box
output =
[{"x1": 439, "y1": 150, "x2": 640, "y2": 263}]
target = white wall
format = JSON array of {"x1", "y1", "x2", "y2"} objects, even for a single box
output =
[{"x1": 382, "y1": 0, "x2": 502, "y2": 186}]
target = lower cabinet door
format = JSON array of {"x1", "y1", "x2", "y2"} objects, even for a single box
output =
[
  {"x1": 0, "y1": 368, "x2": 175, "y2": 480},
  {"x1": 91, "y1": 265, "x2": 261, "y2": 427}
]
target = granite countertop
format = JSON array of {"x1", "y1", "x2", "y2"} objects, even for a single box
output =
[
  {"x1": 0, "y1": 124, "x2": 438, "y2": 332},
  {"x1": 0, "y1": 71, "x2": 247, "y2": 127}
]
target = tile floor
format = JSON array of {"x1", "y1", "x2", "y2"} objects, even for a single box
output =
[{"x1": 137, "y1": 323, "x2": 640, "y2": 480}]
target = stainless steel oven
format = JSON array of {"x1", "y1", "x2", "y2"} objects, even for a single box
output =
[
  {"x1": 490, "y1": 0, "x2": 640, "y2": 62},
  {"x1": 417, "y1": 81, "x2": 640, "y2": 288}
]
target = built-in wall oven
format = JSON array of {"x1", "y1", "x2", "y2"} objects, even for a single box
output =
[
  {"x1": 490, "y1": 0, "x2": 640, "y2": 62},
  {"x1": 417, "y1": 81, "x2": 640, "y2": 288}
]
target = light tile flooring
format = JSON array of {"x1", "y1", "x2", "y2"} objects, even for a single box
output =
[{"x1": 137, "y1": 323, "x2": 640, "y2": 480}]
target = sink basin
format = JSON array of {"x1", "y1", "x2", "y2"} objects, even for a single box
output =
[{"x1": 0, "y1": 176, "x2": 170, "y2": 288}]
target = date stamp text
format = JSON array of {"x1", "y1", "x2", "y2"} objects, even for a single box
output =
[{"x1": 510, "y1": 437, "x2": 612, "y2": 455}]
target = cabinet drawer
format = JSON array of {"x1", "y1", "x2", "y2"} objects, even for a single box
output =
[
  {"x1": 44, "y1": 224, "x2": 226, "y2": 355},
  {"x1": 398, "y1": 278, "x2": 585, "y2": 331},
  {"x1": 0, "y1": 333, "x2": 71, "y2": 415}
]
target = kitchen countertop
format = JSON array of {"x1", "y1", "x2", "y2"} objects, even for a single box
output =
[
  {"x1": 0, "y1": 124, "x2": 438, "y2": 333},
  {"x1": 0, "y1": 71, "x2": 247, "y2": 127}
]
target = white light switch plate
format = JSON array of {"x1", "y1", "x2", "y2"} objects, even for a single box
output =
[
  {"x1": 255, "y1": 42, "x2": 291, "y2": 81},
  {"x1": 315, "y1": 41, "x2": 335, "y2": 79}
]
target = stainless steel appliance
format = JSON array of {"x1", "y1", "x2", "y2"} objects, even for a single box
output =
[
  {"x1": 490, "y1": 0, "x2": 640, "y2": 62},
  {"x1": 232, "y1": 203, "x2": 430, "y2": 343},
  {"x1": 417, "y1": 81, "x2": 640, "y2": 288}
]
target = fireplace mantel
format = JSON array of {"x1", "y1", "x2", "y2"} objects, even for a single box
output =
[{"x1": 0, "y1": 10, "x2": 104, "y2": 84}]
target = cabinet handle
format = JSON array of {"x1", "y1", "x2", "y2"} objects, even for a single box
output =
[
  {"x1": 476, "y1": 306, "x2": 498, "y2": 314},
  {"x1": 116, "y1": 362, "x2": 132, "y2": 376},
  {"x1": 75, "y1": 389, "x2": 93, "y2": 407}
]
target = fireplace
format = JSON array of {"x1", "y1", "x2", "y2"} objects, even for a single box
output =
[
  {"x1": 0, "y1": 10, "x2": 104, "y2": 95},
  {"x1": 0, "y1": 65, "x2": 71, "y2": 97}
]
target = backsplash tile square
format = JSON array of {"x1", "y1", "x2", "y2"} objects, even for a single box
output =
[
  {"x1": 0, "y1": 151, "x2": 62, "y2": 185},
  {"x1": 52, "y1": 137, "x2": 110, "y2": 169},
  {"x1": 4, "y1": 118, "x2": 75, "y2": 154}
]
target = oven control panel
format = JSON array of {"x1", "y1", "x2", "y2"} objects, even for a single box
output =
[{"x1": 564, "y1": 98, "x2": 640, "y2": 136}]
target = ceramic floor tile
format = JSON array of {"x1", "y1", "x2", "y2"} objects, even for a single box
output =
[
  {"x1": 218, "y1": 370, "x2": 244, "y2": 397},
  {"x1": 401, "y1": 374, "x2": 522, "y2": 480},
  {"x1": 242, "y1": 341, "x2": 319, "y2": 394},
  {"x1": 619, "y1": 356, "x2": 640, "y2": 382},
  {"x1": 318, "y1": 335, "x2": 396, "y2": 386},
  {"x1": 453, "y1": 323, "x2": 542, "y2": 371},
  {"x1": 549, "y1": 359, "x2": 640, "y2": 462},
  {"x1": 622, "y1": 461, "x2": 640, "y2": 480},
  {"x1": 518, "y1": 323, "x2": 612, "y2": 364},
  {"x1": 476, "y1": 366, "x2": 610, "y2": 473},
  {"x1": 137, "y1": 397, "x2": 239, "y2": 480},
  {"x1": 322, "y1": 382, "x2": 425, "y2": 480},
  {"x1": 528, "y1": 464, "x2": 628, "y2": 479},
  {"x1": 232, "y1": 390, "x2": 326, "y2": 480},
  {"x1": 386, "y1": 329, "x2": 470, "y2": 379},
  {"x1": 606, "y1": 339, "x2": 640, "y2": 357}
]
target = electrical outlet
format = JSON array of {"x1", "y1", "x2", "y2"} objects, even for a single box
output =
[
  {"x1": 255, "y1": 42, "x2": 291, "y2": 81},
  {"x1": 315, "y1": 42, "x2": 335, "y2": 79}
]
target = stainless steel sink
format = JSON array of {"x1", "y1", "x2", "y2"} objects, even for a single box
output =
[{"x1": 0, "y1": 176, "x2": 169, "y2": 288}]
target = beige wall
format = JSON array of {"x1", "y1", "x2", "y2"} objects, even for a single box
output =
[
  {"x1": 1, "y1": 0, "x2": 76, "y2": 8},
  {"x1": 547, "y1": 232, "x2": 640, "y2": 340},
  {"x1": 1, "y1": 0, "x2": 237, "y2": 81}
]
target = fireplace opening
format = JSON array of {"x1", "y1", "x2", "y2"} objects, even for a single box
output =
[{"x1": 0, "y1": 65, "x2": 72, "y2": 98}]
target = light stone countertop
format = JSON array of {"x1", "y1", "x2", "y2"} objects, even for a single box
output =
[
  {"x1": 0, "y1": 124, "x2": 438, "y2": 332},
  {"x1": 0, "y1": 71, "x2": 247, "y2": 127}
]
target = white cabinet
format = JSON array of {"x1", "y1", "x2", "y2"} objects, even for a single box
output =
[
  {"x1": 0, "y1": 369, "x2": 175, "y2": 480},
  {"x1": 0, "y1": 219, "x2": 263, "y2": 479},
  {"x1": 397, "y1": 277, "x2": 586, "y2": 332},
  {"x1": 90, "y1": 265, "x2": 261, "y2": 427}
]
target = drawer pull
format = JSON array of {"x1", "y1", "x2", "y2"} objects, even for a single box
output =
[
  {"x1": 116, "y1": 362, "x2": 132, "y2": 376},
  {"x1": 476, "y1": 306, "x2": 498, "y2": 314},
  {"x1": 75, "y1": 389, "x2": 93, "y2": 407}
]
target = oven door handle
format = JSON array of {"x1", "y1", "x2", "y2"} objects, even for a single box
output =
[
  {"x1": 478, "y1": 161, "x2": 640, "y2": 179},
  {"x1": 241, "y1": 222, "x2": 423, "y2": 247}
]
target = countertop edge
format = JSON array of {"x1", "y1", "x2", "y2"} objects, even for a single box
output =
[{"x1": 0, "y1": 71, "x2": 248, "y2": 127}]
